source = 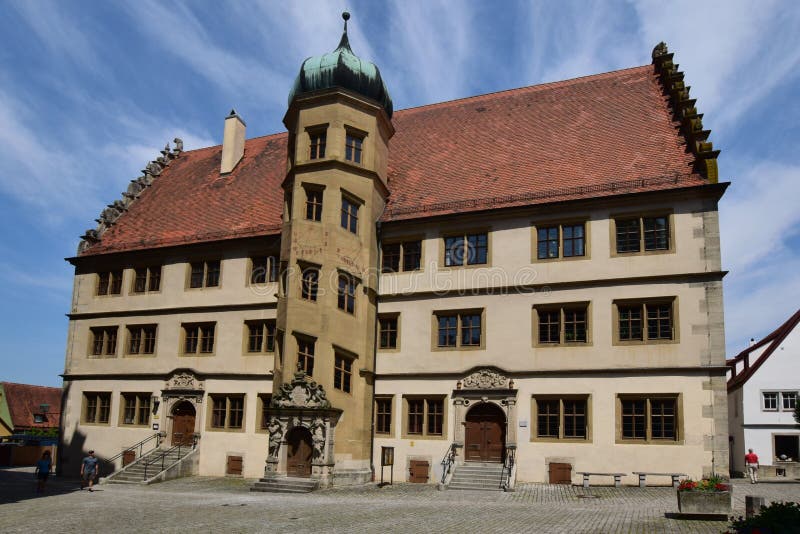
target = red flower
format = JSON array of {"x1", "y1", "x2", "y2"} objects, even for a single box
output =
[{"x1": 715, "y1": 483, "x2": 729, "y2": 491}]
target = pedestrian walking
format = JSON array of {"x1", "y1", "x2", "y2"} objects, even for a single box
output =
[
  {"x1": 34, "y1": 450, "x2": 52, "y2": 493},
  {"x1": 745, "y1": 448, "x2": 759, "y2": 484},
  {"x1": 80, "y1": 450, "x2": 99, "y2": 491}
]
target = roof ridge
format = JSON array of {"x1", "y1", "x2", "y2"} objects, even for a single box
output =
[
  {"x1": 392, "y1": 64, "x2": 652, "y2": 116},
  {"x1": 1, "y1": 382, "x2": 61, "y2": 389}
]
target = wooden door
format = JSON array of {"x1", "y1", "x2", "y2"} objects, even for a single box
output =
[
  {"x1": 286, "y1": 428, "x2": 313, "y2": 477},
  {"x1": 464, "y1": 403, "x2": 506, "y2": 462},
  {"x1": 409, "y1": 460, "x2": 429, "y2": 483},
  {"x1": 171, "y1": 402, "x2": 196, "y2": 446},
  {"x1": 549, "y1": 462, "x2": 572, "y2": 484}
]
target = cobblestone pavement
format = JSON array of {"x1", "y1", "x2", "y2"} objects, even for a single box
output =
[{"x1": 1, "y1": 468, "x2": 798, "y2": 533}]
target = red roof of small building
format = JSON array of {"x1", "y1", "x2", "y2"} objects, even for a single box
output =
[
  {"x1": 0, "y1": 382, "x2": 62, "y2": 432},
  {"x1": 726, "y1": 309, "x2": 800, "y2": 391},
  {"x1": 81, "y1": 64, "x2": 711, "y2": 256}
]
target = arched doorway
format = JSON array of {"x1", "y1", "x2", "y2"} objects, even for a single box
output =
[
  {"x1": 464, "y1": 402, "x2": 506, "y2": 462},
  {"x1": 286, "y1": 427, "x2": 313, "y2": 477},
  {"x1": 171, "y1": 401, "x2": 196, "y2": 446}
]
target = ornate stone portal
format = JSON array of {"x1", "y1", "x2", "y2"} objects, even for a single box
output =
[
  {"x1": 452, "y1": 367, "x2": 518, "y2": 463},
  {"x1": 263, "y1": 368, "x2": 342, "y2": 487}
]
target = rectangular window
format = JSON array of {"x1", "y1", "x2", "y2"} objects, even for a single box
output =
[
  {"x1": 97, "y1": 271, "x2": 123, "y2": 296},
  {"x1": 763, "y1": 392, "x2": 778, "y2": 411},
  {"x1": 405, "y1": 397, "x2": 445, "y2": 437},
  {"x1": 535, "y1": 305, "x2": 589, "y2": 345},
  {"x1": 333, "y1": 353, "x2": 353, "y2": 393},
  {"x1": 297, "y1": 338, "x2": 315, "y2": 376},
  {"x1": 305, "y1": 188, "x2": 323, "y2": 222},
  {"x1": 309, "y1": 131, "x2": 326, "y2": 160},
  {"x1": 762, "y1": 391, "x2": 799, "y2": 412},
  {"x1": 619, "y1": 396, "x2": 678, "y2": 443},
  {"x1": 301, "y1": 267, "x2": 319, "y2": 301},
  {"x1": 127, "y1": 325, "x2": 157, "y2": 355},
  {"x1": 250, "y1": 256, "x2": 278, "y2": 284},
  {"x1": 246, "y1": 320, "x2": 276, "y2": 353},
  {"x1": 189, "y1": 260, "x2": 221, "y2": 288},
  {"x1": 617, "y1": 300, "x2": 674, "y2": 342},
  {"x1": 536, "y1": 223, "x2": 586, "y2": 259},
  {"x1": 534, "y1": 397, "x2": 588, "y2": 440},
  {"x1": 378, "y1": 315, "x2": 399, "y2": 349},
  {"x1": 90, "y1": 326, "x2": 118, "y2": 357},
  {"x1": 381, "y1": 240, "x2": 422, "y2": 273},
  {"x1": 337, "y1": 275, "x2": 356, "y2": 314},
  {"x1": 615, "y1": 215, "x2": 671, "y2": 253},
  {"x1": 133, "y1": 266, "x2": 161, "y2": 293},
  {"x1": 340, "y1": 197, "x2": 359, "y2": 234},
  {"x1": 82, "y1": 392, "x2": 111, "y2": 424},
  {"x1": 375, "y1": 397, "x2": 392, "y2": 434},
  {"x1": 210, "y1": 395, "x2": 245, "y2": 430},
  {"x1": 121, "y1": 393, "x2": 151, "y2": 426},
  {"x1": 782, "y1": 392, "x2": 797, "y2": 411},
  {"x1": 435, "y1": 311, "x2": 483, "y2": 349},
  {"x1": 444, "y1": 232, "x2": 488, "y2": 266},
  {"x1": 345, "y1": 132, "x2": 363, "y2": 163},
  {"x1": 183, "y1": 323, "x2": 215, "y2": 354}
]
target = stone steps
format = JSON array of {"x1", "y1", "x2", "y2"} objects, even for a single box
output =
[
  {"x1": 448, "y1": 462, "x2": 506, "y2": 492},
  {"x1": 251, "y1": 476, "x2": 319, "y2": 494},
  {"x1": 105, "y1": 450, "x2": 188, "y2": 484}
]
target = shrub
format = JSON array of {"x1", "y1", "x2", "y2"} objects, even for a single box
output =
[{"x1": 727, "y1": 501, "x2": 800, "y2": 534}]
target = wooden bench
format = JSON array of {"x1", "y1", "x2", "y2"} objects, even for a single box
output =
[
  {"x1": 632, "y1": 472, "x2": 687, "y2": 488},
  {"x1": 576, "y1": 472, "x2": 626, "y2": 488}
]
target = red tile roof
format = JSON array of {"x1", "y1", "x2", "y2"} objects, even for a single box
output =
[
  {"x1": 726, "y1": 309, "x2": 800, "y2": 391},
  {"x1": 0, "y1": 382, "x2": 62, "y2": 431},
  {"x1": 81, "y1": 64, "x2": 712, "y2": 256}
]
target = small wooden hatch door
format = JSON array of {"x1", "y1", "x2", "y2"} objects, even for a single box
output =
[
  {"x1": 122, "y1": 450, "x2": 136, "y2": 466},
  {"x1": 409, "y1": 460, "x2": 429, "y2": 483},
  {"x1": 226, "y1": 455, "x2": 243, "y2": 476},
  {"x1": 549, "y1": 462, "x2": 572, "y2": 484}
]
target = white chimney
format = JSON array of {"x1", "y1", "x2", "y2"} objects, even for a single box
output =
[{"x1": 221, "y1": 109, "x2": 246, "y2": 174}]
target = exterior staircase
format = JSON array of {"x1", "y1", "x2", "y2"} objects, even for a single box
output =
[
  {"x1": 448, "y1": 462, "x2": 506, "y2": 491},
  {"x1": 250, "y1": 476, "x2": 319, "y2": 493},
  {"x1": 105, "y1": 446, "x2": 195, "y2": 484}
]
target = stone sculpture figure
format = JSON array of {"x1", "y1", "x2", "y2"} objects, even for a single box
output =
[
  {"x1": 173, "y1": 137, "x2": 183, "y2": 153},
  {"x1": 145, "y1": 161, "x2": 162, "y2": 176},
  {"x1": 267, "y1": 418, "x2": 284, "y2": 458},
  {"x1": 311, "y1": 418, "x2": 326, "y2": 461}
]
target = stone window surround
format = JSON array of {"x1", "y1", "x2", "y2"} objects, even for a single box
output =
[
  {"x1": 124, "y1": 323, "x2": 158, "y2": 357},
  {"x1": 531, "y1": 218, "x2": 591, "y2": 263},
  {"x1": 609, "y1": 210, "x2": 675, "y2": 257},
  {"x1": 615, "y1": 393, "x2": 684, "y2": 445},
  {"x1": 431, "y1": 308, "x2": 485, "y2": 351},
  {"x1": 439, "y1": 228, "x2": 492, "y2": 269},
  {"x1": 243, "y1": 319, "x2": 277, "y2": 355},
  {"x1": 401, "y1": 395, "x2": 448, "y2": 440},
  {"x1": 377, "y1": 313, "x2": 401, "y2": 352},
  {"x1": 380, "y1": 237, "x2": 424, "y2": 273},
  {"x1": 206, "y1": 393, "x2": 246, "y2": 433},
  {"x1": 761, "y1": 390, "x2": 799, "y2": 412},
  {"x1": 529, "y1": 394, "x2": 592, "y2": 443},
  {"x1": 532, "y1": 301, "x2": 592, "y2": 347},
  {"x1": 131, "y1": 265, "x2": 162, "y2": 295},
  {"x1": 374, "y1": 395, "x2": 394, "y2": 436},
  {"x1": 185, "y1": 259, "x2": 223, "y2": 290},
  {"x1": 246, "y1": 254, "x2": 280, "y2": 286},
  {"x1": 119, "y1": 392, "x2": 152, "y2": 427},
  {"x1": 612, "y1": 297, "x2": 679, "y2": 345},
  {"x1": 81, "y1": 391, "x2": 112, "y2": 426},
  {"x1": 181, "y1": 322, "x2": 217, "y2": 356},
  {"x1": 88, "y1": 325, "x2": 119, "y2": 358}
]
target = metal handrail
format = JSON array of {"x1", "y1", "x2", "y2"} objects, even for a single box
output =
[
  {"x1": 103, "y1": 433, "x2": 161, "y2": 474},
  {"x1": 440, "y1": 443, "x2": 458, "y2": 484},
  {"x1": 142, "y1": 435, "x2": 197, "y2": 481},
  {"x1": 502, "y1": 447, "x2": 516, "y2": 490}
]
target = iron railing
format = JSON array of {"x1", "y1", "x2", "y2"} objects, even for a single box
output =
[
  {"x1": 502, "y1": 446, "x2": 516, "y2": 490},
  {"x1": 440, "y1": 443, "x2": 458, "y2": 484},
  {"x1": 141, "y1": 434, "x2": 197, "y2": 481},
  {"x1": 103, "y1": 433, "x2": 161, "y2": 475}
]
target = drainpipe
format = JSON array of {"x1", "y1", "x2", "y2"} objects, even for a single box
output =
[{"x1": 369, "y1": 221, "x2": 382, "y2": 482}]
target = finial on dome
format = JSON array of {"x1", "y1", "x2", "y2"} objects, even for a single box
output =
[
  {"x1": 342, "y1": 11, "x2": 350, "y2": 32},
  {"x1": 337, "y1": 11, "x2": 352, "y2": 51}
]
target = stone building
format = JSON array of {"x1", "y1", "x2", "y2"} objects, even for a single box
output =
[{"x1": 59, "y1": 15, "x2": 729, "y2": 488}]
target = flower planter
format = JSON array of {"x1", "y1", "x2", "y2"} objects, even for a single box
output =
[{"x1": 677, "y1": 490, "x2": 732, "y2": 516}]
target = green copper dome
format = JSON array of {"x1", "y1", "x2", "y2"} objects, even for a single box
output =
[{"x1": 288, "y1": 13, "x2": 393, "y2": 118}]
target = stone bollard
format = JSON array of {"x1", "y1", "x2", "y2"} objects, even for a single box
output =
[{"x1": 745, "y1": 495, "x2": 765, "y2": 518}]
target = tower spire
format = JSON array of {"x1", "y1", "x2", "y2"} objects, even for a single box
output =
[{"x1": 337, "y1": 11, "x2": 352, "y2": 51}]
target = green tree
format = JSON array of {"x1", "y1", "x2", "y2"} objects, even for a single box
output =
[{"x1": 794, "y1": 401, "x2": 800, "y2": 425}]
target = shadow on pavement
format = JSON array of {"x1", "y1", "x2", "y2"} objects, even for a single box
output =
[{"x1": 0, "y1": 467, "x2": 83, "y2": 504}]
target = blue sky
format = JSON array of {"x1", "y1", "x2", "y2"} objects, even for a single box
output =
[{"x1": 1, "y1": 0, "x2": 798, "y2": 387}]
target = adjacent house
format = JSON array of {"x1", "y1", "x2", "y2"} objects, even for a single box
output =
[
  {"x1": 727, "y1": 309, "x2": 800, "y2": 478},
  {"x1": 59, "y1": 15, "x2": 730, "y2": 487},
  {"x1": 0, "y1": 382, "x2": 62, "y2": 466}
]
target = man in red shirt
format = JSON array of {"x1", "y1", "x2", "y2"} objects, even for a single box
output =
[{"x1": 745, "y1": 448, "x2": 759, "y2": 483}]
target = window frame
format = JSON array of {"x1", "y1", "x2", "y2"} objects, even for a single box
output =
[
  {"x1": 340, "y1": 193, "x2": 361, "y2": 235},
  {"x1": 207, "y1": 394, "x2": 246, "y2": 432},
  {"x1": 89, "y1": 326, "x2": 118, "y2": 358},
  {"x1": 344, "y1": 130, "x2": 365, "y2": 164},
  {"x1": 96, "y1": 270, "x2": 124, "y2": 296},
  {"x1": 120, "y1": 393, "x2": 152, "y2": 426},
  {"x1": 257, "y1": 394, "x2": 273, "y2": 432},
  {"x1": 616, "y1": 394, "x2": 682, "y2": 444},
  {"x1": 530, "y1": 395, "x2": 591, "y2": 443},
  {"x1": 308, "y1": 127, "x2": 327, "y2": 160},
  {"x1": 244, "y1": 320, "x2": 276, "y2": 354},
  {"x1": 432, "y1": 310, "x2": 484, "y2": 351},
  {"x1": 762, "y1": 391, "x2": 799, "y2": 412},
  {"x1": 611, "y1": 212, "x2": 674, "y2": 256},
  {"x1": 442, "y1": 231, "x2": 490, "y2": 268},
  {"x1": 296, "y1": 335, "x2": 316, "y2": 377},
  {"x1": 125, "y1": 324, "x2": 157, "y2": 356},
  {"x1": 337, "y1": 273, "x2": 357, "y2": 315},
  {"x1": 248, "y1": 255, "x2": 279, "y2": 285},
  {"x1": 402, "y1": 396, "x2": 447, "y2": 440},
  {"x1": 613, "y1": 298, "x2": 678, "y2": 345},
  {"x1": 187, "y1": 260, "x2": 222, "y2": 289},
  {"x1": 304, "y1": 185, "x2": 324, "y2": 222},
  {"x1": 181, "y1": 322, "x2": 216, "y2": 355},
  {"x1": 131, "y1": 265, "x2": 162, "y2": 294},
  {"x1": 375, "y1": 396, "x2": 394, "y2": 436},
  {"x1": 378, "y1": 313, "x2": 400, "y2": 351},
  {"x1": 533, "y1": 303, "x2": 591, "y2": 347},
  {"x1": 82, "y1": 392, "x2": 112, "y2": 425},
  {"x1": 300, "y1": 266, "x2": 320, "y2": 302},
  {"x1": 333, "y1": 352, "x2": 354, "y2": 394},
  {"x1": 381, "y1": 239, "x2": 423, "y2": 273},
  {"x1": 532, "y1": 220, "x2": 589, "y2": 262}
]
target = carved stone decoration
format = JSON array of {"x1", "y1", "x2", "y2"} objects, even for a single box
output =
[
  {"x1": 267, "y1": 417, "x2": 285, "y2": 458},
  {"x1": 271, "y1": 369, "x2": 331, "y2": 409},
  {"x1": 126, "y1": 179, "x2": 143, "y2": 199},
  {"x1": 173, "y1": 137, "x2": 183, "y2": 154},
  {"x1": 311, "y1": 417, "x2": 326, "y2": 461},
  {"x1": 145, "y1": 161, "x2": 162, "y2": 176},
  {"x1": 462, "y1": 368, "x2": 510, "y2": 389},
  {"x1": 165, "y1": 371, "x2": 204, "y2": 391}
]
